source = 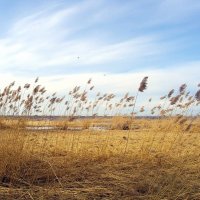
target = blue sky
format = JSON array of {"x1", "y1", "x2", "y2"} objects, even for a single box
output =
[{"x1": 0, "y1": 0, "x2": 199, "y2": 101}]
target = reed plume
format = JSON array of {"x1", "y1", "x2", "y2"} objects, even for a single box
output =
[
  {"x1": 138, "y1": 76, "x2": 148, "y2": 92},
  {"x1": 195, "y1": 89, "x2": 200, "y2": 101},
  {"x1": 179, "y1": 84, "x2": 187, "y2": 94},
  {"x1": 168, "y1": 89, "x2": 174, "y2": 98}
]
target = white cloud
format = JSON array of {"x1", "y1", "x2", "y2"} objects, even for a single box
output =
[
  {"x1": 0, "y1": 61, "x2": 199, "y2": 115},
  {"x1": 0, "y1": 61, "x2": 199, "y2": 96},
  {"x1": 0, "y1": 0, "x2": 179, "y2": 73}
]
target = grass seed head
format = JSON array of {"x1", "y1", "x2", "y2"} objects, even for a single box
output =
[{"x1": 138, "y1": 76, "x2": 148, "y2": 92}]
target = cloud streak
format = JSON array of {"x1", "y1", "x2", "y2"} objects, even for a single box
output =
[{"x1": 1, "y1": 0, "x2": 199, "y2": 74}]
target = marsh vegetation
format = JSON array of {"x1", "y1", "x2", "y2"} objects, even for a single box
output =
[{"x1": 0, "y1": 77, "x2": 199, "y2": 199}]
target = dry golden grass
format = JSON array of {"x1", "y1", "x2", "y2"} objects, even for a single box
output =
[
  {"x1": 0, "y1": 118, "x2": 200, "y2": 200},
  {"x1": 110, "y1": 116, "x2": 132, "y2": 130},
  {"x1": 0, "y1": 78, "x2": 199, "y2": 199}
]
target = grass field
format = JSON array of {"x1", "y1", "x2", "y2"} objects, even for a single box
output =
[
  {"x1": 0, "y1": 117, "x2": 200, "y2": 200},
  {"x1": 0, "y1": 78, "x2": 199, "y2": 199}
]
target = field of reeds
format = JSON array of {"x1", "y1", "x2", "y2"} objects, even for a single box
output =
[{"x1": 0, "y1": 77, "x2": 200, "y2": 200}]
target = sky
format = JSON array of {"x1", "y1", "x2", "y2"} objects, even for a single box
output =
[{"x1": 0, "y1": 0, "x2": 199, "y2": 110}]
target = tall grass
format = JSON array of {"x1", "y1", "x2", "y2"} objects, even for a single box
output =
[{"x1": 0, "y1": 77, "x2": 199, "y2": 199}]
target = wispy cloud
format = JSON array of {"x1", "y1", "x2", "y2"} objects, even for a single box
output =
[
  {"x1": 1, "y1": 0, "x2": 197, "y2": 75},
  {"x1": 0, "y1": 61, "x2": 199, "y2": 95}
]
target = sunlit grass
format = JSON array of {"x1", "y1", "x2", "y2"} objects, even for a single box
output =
[{"x1": 0, "y1": 77, "x2": 199, "y2": 199}]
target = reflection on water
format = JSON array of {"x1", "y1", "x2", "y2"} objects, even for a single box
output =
[{"x1": 25, "y1": 126, "x2": 108, "y2": 131}]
